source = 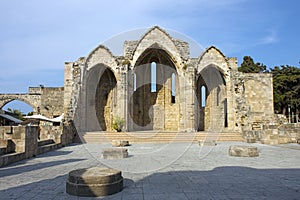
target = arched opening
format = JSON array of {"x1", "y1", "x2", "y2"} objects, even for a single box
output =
[
  {"x1": 151, "y1": 62, "x2": 156, "y2": 92},
  {"x1": 133, "y1": 73, "x2": 137, "y2": 92},
  {"x1": 130, "y1": 48, "x2": 179, "y2": 131},
  {"x1": 95, "y1": 68, "x2": 117, "y2": 131},
  {"x1": 196, "y1": 65, "x2": 227, "y2": 131},
  {"x1": 171, "y1": 73, "x2": 176, "y2": 104},
  {"x1": 201, "y1": 85, "x2": 206, "y2": 107},
  {"x1": 1, "y1": 100, "x2": 33, "y2": 126}
]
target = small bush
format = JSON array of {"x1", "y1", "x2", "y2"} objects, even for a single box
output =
[{"x1": 112, "y1": 116, "x2": 125, "y2": 132}]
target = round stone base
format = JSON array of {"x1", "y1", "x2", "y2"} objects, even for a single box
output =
[
  {"x1": 66, "y1": 167, "x2": 123, "y2": 197},
  {"x1": 229, "y1": 145, "x2": 259, "y2": 157}
]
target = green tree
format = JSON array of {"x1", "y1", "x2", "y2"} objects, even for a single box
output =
[
  {"x1": 270, "y1": 65, "x2": 300, "y2": 116},
  {"x1": 7, "y1": 108, "x2": 24, "y2": 120},
  {"x1": 239, "y1": 56, "x2": 267, "y2": 73}
]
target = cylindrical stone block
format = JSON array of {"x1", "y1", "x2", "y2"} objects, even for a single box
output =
[{"x1": 66, "y1": 167, "x2": 123, "y2": 197}]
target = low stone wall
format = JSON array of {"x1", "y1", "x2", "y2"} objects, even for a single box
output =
[
  {"x1": 0, "y1": 125, "x2": 67, "y2": 167},
  {"x1": 0, "y1": 126, "x2": 38, "y2": 166},
  {"x1": 278, "y1": 123, "x2": 300, "y2": 141},
  {"x1": 243, "y1": 123, "x2": 300, "y2": 144},
  {"x1": 40, "y1": 125, "x2": 63, "y2": 144}
]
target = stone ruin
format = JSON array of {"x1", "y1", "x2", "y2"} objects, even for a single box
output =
[{"x1": 0, "y1": 26, "x2": 299, "y2": 166}]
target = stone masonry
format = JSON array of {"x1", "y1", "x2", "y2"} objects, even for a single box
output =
[
  {"x1": 0, "y1": 26, "x2": 285, "y2": 146},
  {"x1": 64, "y1": 26, "x2": 276, "y2": 134}
]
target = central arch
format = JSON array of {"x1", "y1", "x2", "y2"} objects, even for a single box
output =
[{"x1": 130, "y1": 48, "x2": 180, "y2": 131}]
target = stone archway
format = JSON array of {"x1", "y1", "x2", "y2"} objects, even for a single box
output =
[
  {"x1": 95, "y1": 68, "x2": 117, "y2": 131},
  {"x1": 130, "y1": 48, "x2": 180, "y2": 131},
  {"x1": 0, "y1": 94, "x2": 41, "y2": 113},
  {"x1": 196, "y1": 65, "x2": 227, "y2": 131}
]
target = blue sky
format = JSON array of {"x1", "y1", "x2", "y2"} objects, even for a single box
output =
[{"x1": 0, "y1": 0, "x2": 299, "y2": 113}]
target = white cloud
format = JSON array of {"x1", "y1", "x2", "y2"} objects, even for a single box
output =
[{"x1": 256, "y1": 30, "x2": 279, "y2": 45}]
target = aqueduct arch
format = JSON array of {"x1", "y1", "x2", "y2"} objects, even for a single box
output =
[{"x1": 0, "y1": 94, "x2": 41, "y2": 113}]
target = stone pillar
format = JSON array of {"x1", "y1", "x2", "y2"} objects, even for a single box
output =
[
  {"x1": 181, "y1": 66, "x2": 195, "y2": 132},
  {"x1": 127, "y1": 68, "x2": 134, "y2": 131},
  {"x1": 25, "y1": 126, "x2": 38, "y2": 158},
  {"x1": 117, "y1": 65, "x2": 128, "y2": 130}
]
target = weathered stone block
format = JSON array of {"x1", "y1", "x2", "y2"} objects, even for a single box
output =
[
  {"x1": 111, "y1": 140, "x2": 129, "y2": 147},
  {"x1": 229, "y1": 145, "x2": 259, "y2": 157},
  {"x1": 245, "y1": 138, "x2": 256, "y2": 143},
  {"x1": 66, "y1": 167, "x2": 123, "y2": 197},
  {"x1": 198, "y1": 140, "x2": 217, "y2": 146},
  {"x1": 101, "y1": 148, "x2": 128, "y2": 159}
]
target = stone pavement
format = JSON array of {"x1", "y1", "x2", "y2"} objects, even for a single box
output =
[{"x1": 0, "y1": 142, "x2": 299, "y2": 199}]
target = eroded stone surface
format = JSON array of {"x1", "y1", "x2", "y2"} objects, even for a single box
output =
[
  {"x1": 66, "y1": 167, "x2": 123, "y2": 197},
  {"x1": 229, "y1": 145, "x2": 259, "y2": 157},
  {"x1": 101, "y1": 148, "x2": 128, "y2": 159},
  {"x1": 198, "y1": 140, "x2": 217, "y2": 146},
  {"x1": 111, "y1": 140, "x2": 129, "y2": 147}
]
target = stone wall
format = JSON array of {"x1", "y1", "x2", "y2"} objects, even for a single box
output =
[
  {"x1": 39, "y1": 87, "x2": 64, "y2": 118},
  {"x1": 233, "y1": 72, "x2": 275, "y2": 131},
  {"x1": 0, "y1": 125, "x2": 66, "y2": 166},
  {"x1": 40, "y1": 125, "x2": 63, "y2": 143},
  {"x1": 63, "y1": 26, "x2": 277, "y2": 135},
  {"x1": 243, "y1": 123, "x2": 300, "y2": 144},
  {"x1": 0, "y1": 126, "x2": 38, "y2": 166}
]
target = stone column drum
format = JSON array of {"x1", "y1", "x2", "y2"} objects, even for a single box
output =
[{"x1": 66, "y1": 167, "x2": 123, "y2": 197}]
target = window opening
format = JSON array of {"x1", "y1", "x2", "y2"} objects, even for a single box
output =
[
  {"x1": 171, "y1": 73, "x2": 176, "y2": 103},
  {"x1": 151, "y1": 62, "x2": 156, "y2": 92},
  {"x1": 201, "y1": 85, "x2": 206, "y2": 107}
]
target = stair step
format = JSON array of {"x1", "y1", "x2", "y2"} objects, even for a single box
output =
[{"x1": 79, "y1": 131, "x2": 244, "y2": 143}]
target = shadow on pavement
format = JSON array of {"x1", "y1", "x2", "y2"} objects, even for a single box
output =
[
  {"x1": 0, "y1": 158, "x2": 86, "y2": 178},
  {"x1": 1, "y1": 166, "x2": 298, "y2": 199}
]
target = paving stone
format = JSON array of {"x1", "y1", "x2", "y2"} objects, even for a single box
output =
[{"x1": 0, "y1": 142, "x2": 299, "y2": 199}]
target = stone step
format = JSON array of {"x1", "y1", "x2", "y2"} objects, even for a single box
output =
[{"x1": 79, "y1": 132, "x2": 244, "y2": 143}]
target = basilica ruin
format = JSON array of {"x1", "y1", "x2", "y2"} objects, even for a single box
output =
[
  {"x1": 63, "y1": 26, "x2": 275, "y2": 133},
  {"x1": 1, "y1": 27, "x2": 299, "y2": 165}
]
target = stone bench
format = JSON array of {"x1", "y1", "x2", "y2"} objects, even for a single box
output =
[
  {"x1": 229, "y1": 145, "x2": 259, "y2": 157},
  {"x1": 101, "y1": 148, "x2": 128, "y2": 159},
  {"x1": 66, "y1": 167, "x2": 123, "y2": 197},
  {"x1": 111, "y1": 140, "x2": 129, "y2": 147}
]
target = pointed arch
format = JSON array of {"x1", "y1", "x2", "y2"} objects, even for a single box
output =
[
  {"x1": 131, "y1": 27, "x2": 184, "y2": 73},
  {"x1": 85, "y1": 45, "x2": 118, "y2": 75},
  {"x1": 197, "y1": 46, "x2": 229, "y2": 76}
]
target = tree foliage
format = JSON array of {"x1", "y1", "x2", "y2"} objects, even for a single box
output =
[
  {"x1": 7, "y1": 108, "x2": 24, "y2": 120},
  {"x1": 239, "y1": 56, "x2": 267, "y2": 73},
  {"x1": 270, "y1": 65, "x2": 300, "y2": 115}
]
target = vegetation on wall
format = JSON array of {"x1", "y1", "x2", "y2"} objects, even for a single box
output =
[
  {"x1": 239, "y1": 56, "x2": 300, "y2": 116},
  {"x1": 112, "y1": 116, "x2": 125, "y2": 132}
]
